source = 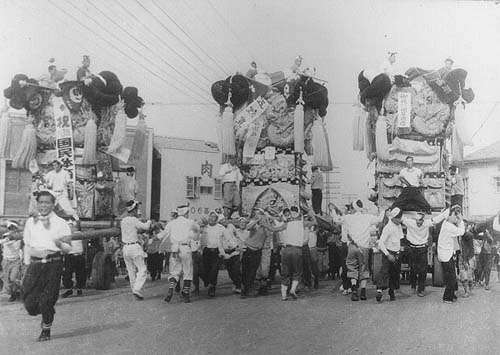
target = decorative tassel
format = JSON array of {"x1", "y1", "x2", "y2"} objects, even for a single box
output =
[
  {"x1": 220, "y1": 78, "x2": 236, "y2": 156},
  {"x1": 364, "y1": 109, "x2": 377, "y2": 159},
  {"x1": 451, "y1": 124, "x2": 464, "y2": 163},
  {"x1": 294, "y1": 89, "x2": 305, "y2": 153},
  {"x1": 108, "y1": 101, "x2": 127, "y2": 153},
  {"x1": 453, "y1": 99, "x2": 473, "y2": 146},
  {"x1": 12, "y1": 116, "x2": 37, "y2": 169},
  {"x1": 352, "y1": 104, "x2": 365, "y2": 151},
  {"x1": 0, "y1": 103, "x2": 10, "y2": 158},
  {"x1": 311, "y1": 115, "x2": 333, "y2": 171},
  {"x1": 216, "y1": 109, "x2": 223, "y2": 152},
  {"x1": 130, "y1": 112, "x2": 147, "y2": 162},
  {"x1": 82, "y1": 109, "x2": 97, "y2": 165}
]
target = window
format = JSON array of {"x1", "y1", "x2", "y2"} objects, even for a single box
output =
[
  {"x1": 495, "y1": 176, "x2": 500, "y2": 193},
  {"x1": 186, "y1": 176, "x2": 201, "y2": 199},
  {"x1": 200, "y1": 186, "x2": 213, "y2": 194},
  {"x1": 214, "y1": 178, "x2": 222, "y2": 200}
]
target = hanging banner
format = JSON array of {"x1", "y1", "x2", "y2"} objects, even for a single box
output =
[
  {"x1": 243, "y1": 118, "x2": 264, "y2": 159},
  {"x1": 53, "y1": 96, "x2": 77, "y2": 208},
  {"x1": 236, "y1": 96, "x2": 269, "y2": 126},
  {"x1": 397, "y1": 92, "x2": 412, "y2": 134}
]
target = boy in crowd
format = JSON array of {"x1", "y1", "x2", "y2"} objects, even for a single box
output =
[{"x1": 0, "y1": 221, "x2": 22, "y2": 302}]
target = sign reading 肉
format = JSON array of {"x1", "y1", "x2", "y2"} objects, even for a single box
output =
[
  {"x1": 53, "y1": 97, "x2": 77, "y2": 207},
  {"x1": 397, "y1": 92, "x2": 412, "y2": 133}
]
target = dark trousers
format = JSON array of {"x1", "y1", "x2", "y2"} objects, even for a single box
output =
[
  {"x1": 328, "y1": 243, "x2": 342, "y2": 278},
  {"x1": 268, "y1": 248, "x2": 281, "y2": 282},
  {"x1": 241, "y1": 248, "x2": 262, "y2": 295},
  {"x1": 203, "y1": 248, "x2": 220, "y2": 287},
  {"x1": 192, "y1": 251, "x2": 204, "y2": 290},
  {"x1": 146, "y1": 252, "x2": 163, "y2": 279},
  {"x1": 62, "y1": 254, "x2": 86, "y2": 290},
  {"x1": 223, "y1": 254, "x2": 241, "y2": 288},
  {"x1": 450, "y1": 194, "x2": 463, "y2": 209},
  {"x1": 441, "y1": 259, "x2": 457, "y2": 301},
  {"x1": 302, "y1": 245, "x2": 319, "y2": 287},
  {"x1": 408, "y1": 246, "x2": 428, "y2": 292},
  {"x1": 23, "y1": 259, "x2": 63, "y2": 327},
  {"x1": 376, "y1": 251, "x2": 401, "y2": 291},
  {"x1": 312, "y1": 188, "x2": 323, "y2": 215},
  {"x1": 392, "y1": 186, "x2": 431, "y2": 213},
  {"x1": 478, "y1": 253, "x2": 492, "y2": 286},
  {"x1": 340, "y1": 242, "x2": 350, "y2": 289}
]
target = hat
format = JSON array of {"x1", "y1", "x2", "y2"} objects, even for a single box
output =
[
  {"x1": 176, "y1": 204, "x2": 190, "y2": 216},
  {"x1": 126, "y1": 200, "x2": 140, "y2": 212},
  {"x1": 388, "y1": 207, "x2": 401, "y2": 219}
]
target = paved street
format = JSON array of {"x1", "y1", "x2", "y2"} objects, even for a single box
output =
[{"x1": 1, "y1": 274, "x2": 499, "y2": 355}]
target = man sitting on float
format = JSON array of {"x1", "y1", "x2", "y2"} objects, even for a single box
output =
[{"x1": 391, "y1": 156, "x2": 431, "y2": 214}]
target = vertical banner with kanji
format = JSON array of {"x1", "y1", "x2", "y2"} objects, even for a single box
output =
[
  {"x1": 397, "y1": 92, "x2": 412, "y2": 134},
  {"x1": 53, "y1": 96, "x2": 77, "y2": 208}
]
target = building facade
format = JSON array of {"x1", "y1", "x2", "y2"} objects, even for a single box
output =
[{"x1": 462, "y1": 141, "x2": 500, "y2": 220}]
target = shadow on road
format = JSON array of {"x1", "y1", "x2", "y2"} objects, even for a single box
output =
[{"x1": 52, "y1": 320, "x2": 134, "y2": 340}]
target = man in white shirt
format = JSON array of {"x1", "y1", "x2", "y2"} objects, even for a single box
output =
[
  {"x1": 376, "y1": 208, "x2": 404, "y2": 302},
  {"x1": 44, "y1": 159, "x2": 79, "y2": 220},
  {"x1": 21, "y1": 190, "x2": 72, "y2": 342},
  {"x1": 202, "y1": 211, "x2": 225, "y2": 298},
  {"x1": 0, "y1": 220, "x2": 22, "y2": 302},
  {"x1": 61, "y1": 221, "x2": 86, "y2": 299},
  {"x1": 392, "y1": 156, "x2": 431, "y2": 214},
  {"x1": 437, "y1": 208, "x2": 465, "y2": 303},
  {"x1": 120, "y1": 200, "x2": 151, "y2": 301},
  {"x1": 160, "y1": 204, "x2": 200, "y2": 303},
  {"x1": 218, "y1": 156, "x2": 243, "y2": 218},
  {"x1": 402, "y1": 208, "x2": 449, "y2": 296}
]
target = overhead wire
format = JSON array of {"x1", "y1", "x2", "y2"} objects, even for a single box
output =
[
  {"x1": 110, "y1": 0, "x2": 217, "y2": 84},
  {"x1": 80, "y1": 0, "x2": 211, "y2": 99},
  {"x1": 470, "y1": 102, "x2": 499, "y2": 139},
  {"x1": 150, "y1": 0, "x2": 230, "y2": 76},
  {"x1": 46, "y1": 0, "x2": 210, "y2": 103},
  {"x1": 133, "y1": 0, "x2": 226, "y2": 78}
]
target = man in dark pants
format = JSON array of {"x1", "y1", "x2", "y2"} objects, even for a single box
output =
[
  {"x1": 21, "y1": 191, "x2": 72, "y2": 341},
  {"x1": 202, "y1": 212, "x2": 225, "y2": 297},
  {"x1": 240, "y1": 209, "x2": 269, "y2": 298},
  {"x1": 438, "y1": 208, "x2": 465, "y2": 303},
  {"x1": 220, "y1": 219, "x2": 242, "y2": 293}
]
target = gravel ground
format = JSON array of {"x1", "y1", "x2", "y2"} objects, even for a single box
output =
[{"x1": 1, "y1": 273, "x2": 499, "y2": 355}]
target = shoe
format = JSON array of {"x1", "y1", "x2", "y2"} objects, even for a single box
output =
[
  {"x1": 342, "y1": 290, "x2": 349, "y2": 296},
  {"x1": 360, "y1": 288, "x2": 367, "y2": 301},
  {"x1": 133, "y1": 293, "x2": 144, "y2": 301},
  {"x1": 351, "y1": 291, "x2": 359, "y2": 301},
  {"x1": 485, "y1": 285, "x2": 490, "y2": 291},
  {"x1": 38, "y1": 329, "x2": 51, "y2": 342},
  {"x1": 389, "y1": 289, "x2": 395, "y2": 301},
  {"x1": 76, "y1": 289, "x2": 83, "y2": 296},
  {"x1": 233, "y1": 287, "x2": 241, "y2": 294},
  {"x1": 376, "y1": 291, "x2": 382, "y2": 302},
  {"x1": 61, "y1": 289, "x2": 73, "y2": 298},
  {"x1": 347, "y1": 288, "x2": 352, "y2": 294},
  {"x1": 164, "y1": 288, "x2": 174, "y2": 303},
  {"x1": 443, "y1": 300, "x2": 453, "y2": 304},
  {"x1": 181, "y1": 291, "x2": 191, "y2": 303},
  {"x1": 281, "y1": 297, "x2": 289, "y2": 301},
  {"x1": 313, "y1": 278, "x2": 319, "y2": 290},
  {"x1": 417, "y1": 291, "x2": 425, "y2": 297}
]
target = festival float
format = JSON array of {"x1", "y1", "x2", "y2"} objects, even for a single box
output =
[
  {"x1": 0, "y1": 57, "x2": 149, "y2": 289},
  {"x1": 210, "y1": 57, "x2": 332, "y2": 217}
]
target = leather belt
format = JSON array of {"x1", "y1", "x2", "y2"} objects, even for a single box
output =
[
  {"x1": 408, "y1": 243, "x2": 427, "y2": 249},
  {"x1": 223, "y1": 181, "x2": 236, "y2": 185},
  {"x1": 283, "y1": 244, "x2": 302, "y2": 249},
  {"x1": 123, "y1": 242, "x2": 139, "y2": 246},
  {"x1": 31, "y1": 253, "x2": 62, "y2": 264}
]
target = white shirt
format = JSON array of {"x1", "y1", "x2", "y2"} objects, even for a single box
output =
[
  {"x1": 402, "y1": 209, "x2": 449, "y2": 245},
  {"x1": 221, "y1": 224, "x2": 240, "y2": 250},
  {"x1": 343, "y1": 212, "x2": 382, "y2": 248},
  {"x1": 437, "y1": 220, "x2": 465, "y2": 262},
  {"x1": 120, "y1": 216, "x2": 151, "y2": 244},
  {"x1": 282, "y1": 220, "x2": 304, "y2": 247},
  {"x1": 399, "y1": 167, "x2": 422, "y2": 187},
  {"x1": 69, "y1": 240, "x2": 84, "y2": 254},
  {"x1": 45, "y1": 169, "x2": 71, "y2": 193},
  {"x1": 23, "y1": 212, "x2": 71, "y2": 254},
  {"x1": 378, "y1": 220, "x2": 403, "y2": 255},
  {"x1": 218, "y1": 163, "x2": 243, "y2": 184},
  {"x1": 0, "y1": 238, "x2": 21, "y2": 260},
  {"x1": 204, "y1": 224, "x2": 225, "y2": 249},
  {"x1": 161, "y1": 216, "x2": 198, "y2": 247}
]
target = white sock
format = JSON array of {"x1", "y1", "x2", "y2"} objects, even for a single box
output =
[
  {"x1": 291, "y1": 280, "x2": 299, "y2": 294},
  {"x1": 281, "y1": 284, "x2": 287, "y2": 299}
]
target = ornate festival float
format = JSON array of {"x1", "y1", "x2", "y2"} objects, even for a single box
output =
[
  {"x1": 210, "y1": 57, "x2": 332, "y2": 217},
  {"x1": 0, "y1": 57, "x2": 150, "y2": 289}
]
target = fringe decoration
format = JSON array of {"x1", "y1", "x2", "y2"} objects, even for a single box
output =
[
  {"x1": 311, "y1": 115, "x2": 333, "y2": 171},
  {"x1": 220, "y1": 77, "x2": 236, "y2": 156},
  {"x1": 82, "y1": 108, "x2": 97, "y2": 165},
  {"x1": 107, "y1": 101, "x2": 127, "y2": 153},
  {"x1": 364, "y1": 108, "x2": 377, "y2": 159},
  {"x1": 352, "y1": 104, "x2": 365, "y2": 151},
  {"x1": 12, "y1": 116, "x2": 37, "y2": 169},
  {"x1": 294, "y1": 89, "x2": 305, "y2": 153},
  {"x1": 0, "y1": 104, "x2": 10, "y2": 158},
  {"x1": 130, "y1": 112, "x2": 147, "y2": 162}
]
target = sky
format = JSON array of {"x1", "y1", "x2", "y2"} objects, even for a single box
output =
[{"x1": 1, "y1": 0, "x2": 499, "y2": 195}]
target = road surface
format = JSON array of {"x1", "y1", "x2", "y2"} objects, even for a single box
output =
[{"x1": 1, "y1": 274, "x2": 499, "y2": 355}]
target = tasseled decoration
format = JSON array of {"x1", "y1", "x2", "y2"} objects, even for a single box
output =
[
  {"x1": 107, "y1": 101, "x2": 127, "y2": 153},
  {"x1": 216, "y1": 109, "x2": 223, "y2": 151},
  {"x1": 364, "y1": 108, "x2": 377, "y2": 159},
  {"x1": 352, "y1": 104, "x2": 365, "y2": 151},
  {"x1": 130, "y1": 111, "x2": 147, "y2": 162},
  {"x1": 453, "y1": 98, "x2": 473, "y2": 146},
  {"x1": 294, "y1": 89, "x2": 305, "y2": 153},
  {"x1": 12, "y1": 116, "x2": 37, "y2": 169},
  {"x1": 0, "y1": 104, "x2": 10, "y2": 158},
  {"x1": 220, "y1": 78, "x2": 236, "y2": 156},
  {"x1": 311, "y1": 115, "x2": 333, "y2": 171},
  {"x1": 451, "y1": 124, "x2": 464, "y2": 163},
  {"x1": 82, "y1": 108, "x2": 97, "y2": 165}
]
